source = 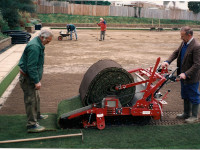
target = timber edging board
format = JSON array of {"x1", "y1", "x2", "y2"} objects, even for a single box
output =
[{"x1": 0, "y1": 37, "x2": 12, "y2": 52}]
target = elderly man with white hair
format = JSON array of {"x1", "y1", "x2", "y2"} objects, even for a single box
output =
[{"x1": 18, "y1": 29, "x2": 53, "y2": 132}]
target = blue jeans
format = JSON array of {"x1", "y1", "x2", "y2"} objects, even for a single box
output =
[
  {"x1": 181, "y1": 81, "x2": 200, "y2": 104},
  {"x1": 69, "y1": 29, "x2": 77, "y2": 40}
]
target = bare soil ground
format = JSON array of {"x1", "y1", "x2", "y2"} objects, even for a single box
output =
[{"x1": 1, "y1": 29, "x2": 200, "y2": 125}]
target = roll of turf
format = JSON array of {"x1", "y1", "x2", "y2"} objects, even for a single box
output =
[{"x1": 79, "y1": 59, "x2": 135, "y2": 106}]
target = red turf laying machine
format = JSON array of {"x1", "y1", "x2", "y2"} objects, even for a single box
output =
[{"x1": 59, "y1": 57, "x2": 178, "y2": 130}]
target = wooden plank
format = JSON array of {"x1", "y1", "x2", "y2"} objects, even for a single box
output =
[{"x1": 0, "y1": 132, "x2": 83, "y2": 144}]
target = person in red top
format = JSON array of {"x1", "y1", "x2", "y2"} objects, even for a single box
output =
[{"x1": 97, "y1": 18, "x2": 106, "y2": 41}]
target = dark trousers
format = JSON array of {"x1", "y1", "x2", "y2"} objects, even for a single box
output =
[
  {"x1": 19, "y1": 74, "x2": 41, "y2": 127},
  {"x1": 100, "y1": 31, "x2": 106, "y2": 40}
]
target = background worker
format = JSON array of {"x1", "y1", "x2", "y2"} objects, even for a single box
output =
[
  {"x1": 66, "y1": 24, "x2": 77, "y2": 40},
  {"x1": 97, "y1": 18, "x2": 106, "y2": 41},
  {"x1": 161, "y1": 26, "x2": 200, "y2": 123},
  {"x1": 18, "y1": 29, "x2": 53, "y2": 132}
]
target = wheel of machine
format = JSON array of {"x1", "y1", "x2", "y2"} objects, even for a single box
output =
[
  {"x1": 79, "y1": 59, "x2": 136, "y2": 106},
  {"x1": 58, "y1": 36, "x2": 63, "y2": 41}
]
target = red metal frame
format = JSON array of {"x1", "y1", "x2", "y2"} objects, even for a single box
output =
[{"x1": 66, "y1": 57, "x2": 173, "y2": 130}]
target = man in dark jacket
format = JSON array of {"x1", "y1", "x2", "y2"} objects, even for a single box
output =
[
  {"x1": 162, "y1": 26, "x2": 200, "y2": 123},
  {"x1": 66, "y1": 24, "x2": 77, "y2": 40},
  {"x1": 18, "y1": 29, "x2": 53, "y2": 132}
]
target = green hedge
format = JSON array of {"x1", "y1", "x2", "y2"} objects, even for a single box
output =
[{"x1": 38, "y1": 14, "x2": 200, "y2": 25}]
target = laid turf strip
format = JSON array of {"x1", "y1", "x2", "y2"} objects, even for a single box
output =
[
  {"x1": 57, "y1": 95, "x2": 83, "y2": 128},
  {"x1": 0, "y1": 113, "x2": 200, "y2": 148}
]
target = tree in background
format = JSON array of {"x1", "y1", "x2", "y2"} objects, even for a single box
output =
[
  {"x1": 188, "y1": 2, "x2": 200, "y2": 14},
  {"x1": 0, "y1": 11, "x2": 9, "y2": 32},
  {"x1": 0, "y1": 0, "x2": 35, "y2": 30}
]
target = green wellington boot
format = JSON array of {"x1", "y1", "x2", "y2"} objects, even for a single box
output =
[
  {"x1": 176, "y1": 99, "x2": 191, "y2": 119},
  {"x1": 185, "y1": 104, "x2": 199, "y2": 123}
]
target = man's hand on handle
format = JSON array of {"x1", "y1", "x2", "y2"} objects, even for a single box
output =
[
  {"x1": 162, "y1": 61, "x2": 186, "y2": 80},
  {"x1": 161, "y1": 61, "x2": 169, "y2": 68}
]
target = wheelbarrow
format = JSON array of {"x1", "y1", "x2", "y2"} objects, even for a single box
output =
[{"x1": 58, "y1": 31, "x2": 70, "y2": 41}]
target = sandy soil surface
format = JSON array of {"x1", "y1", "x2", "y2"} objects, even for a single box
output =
[{"x1": 1, "y1": 29, "x2": 200, "y2": 125}]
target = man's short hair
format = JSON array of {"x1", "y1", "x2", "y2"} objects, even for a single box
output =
[
  {"x1": 181, "y1": 26, "x2": 193, "y2": 36},
  {"x1": 39, "y1": 29, "x2": 53, "y2": 38}
]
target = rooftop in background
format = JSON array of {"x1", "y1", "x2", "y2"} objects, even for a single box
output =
[{"x1": 109, "y1": 1, "x2": 189, "y2": 10}]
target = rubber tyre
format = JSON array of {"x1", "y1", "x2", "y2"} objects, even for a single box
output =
[{"x1": 58, "y1": 36, "x2": 63, "y2": 41}]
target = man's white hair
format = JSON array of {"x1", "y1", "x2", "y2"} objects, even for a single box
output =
[{"x1": 38, "y1": 29, "x2": 53, "y2": 38}]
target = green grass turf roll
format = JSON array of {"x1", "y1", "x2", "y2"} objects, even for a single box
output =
[{"x1": 79, "y1": 59, "x2": 136, "y2": 106}]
